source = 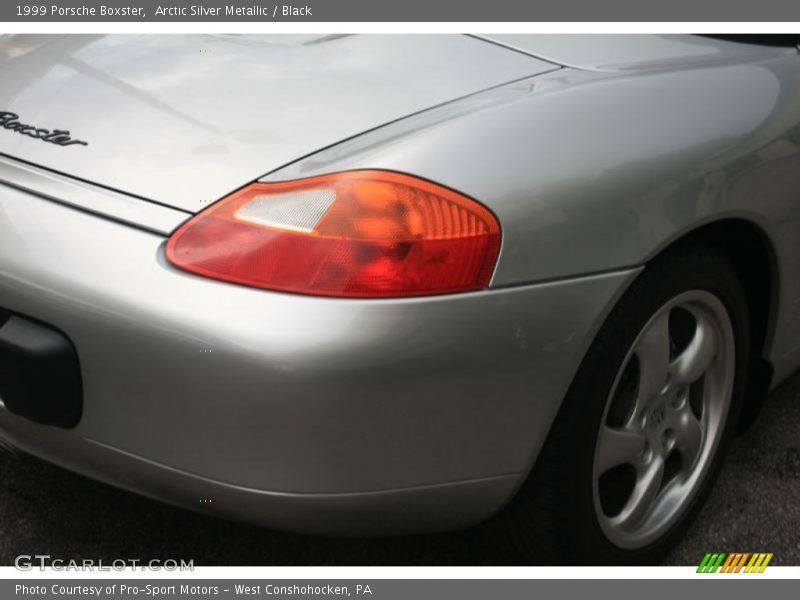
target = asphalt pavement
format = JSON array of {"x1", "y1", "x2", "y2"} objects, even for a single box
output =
[{"x1": 1, "y1": 371, "x2": 798, "y2": 566}]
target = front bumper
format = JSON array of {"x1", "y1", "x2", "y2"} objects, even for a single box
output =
[{"x1": 0, "y1": 179, "x2": 638, "y2": 535}]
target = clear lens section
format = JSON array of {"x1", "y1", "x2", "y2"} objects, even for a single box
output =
[{"x1": 234, "y1": 189, "x2": 336, "y2": 232}]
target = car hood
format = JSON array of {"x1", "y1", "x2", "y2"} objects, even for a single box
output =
[
  {"x1": 0, "y1": 34, "x2": 554, "y2": 213},
  {"x1": 478, "y1": 34, "x2": 796, "y2": 72}
]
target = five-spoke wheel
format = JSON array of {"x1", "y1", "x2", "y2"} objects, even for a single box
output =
[
  {"x1": 506, "y1": 246, "x2": 749, "y2": 564},
  {"x1": 594, "y1": 291, "x2": 736, "y2": 548}
]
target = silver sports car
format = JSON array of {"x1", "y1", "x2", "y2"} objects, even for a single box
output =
[{"x1": 1, "y1": 34, "x2": 799, "y2": 564}]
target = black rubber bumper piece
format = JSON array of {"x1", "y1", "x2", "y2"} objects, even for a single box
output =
[{"x1": 0, "y1": 313, "x2": 82, "y2": 428}]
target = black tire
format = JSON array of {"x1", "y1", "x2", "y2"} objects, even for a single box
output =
[{"x1": 504, "y1": 244, "x2": 750, "y2": 564}]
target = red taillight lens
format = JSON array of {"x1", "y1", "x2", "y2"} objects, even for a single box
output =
[{"x1": 165, "y1": 171, "x2": 501, "y2": 298}]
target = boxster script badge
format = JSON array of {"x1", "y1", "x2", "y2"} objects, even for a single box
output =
[{"x1": 0, "y1": 111, "x2": 88, "y2": 147}]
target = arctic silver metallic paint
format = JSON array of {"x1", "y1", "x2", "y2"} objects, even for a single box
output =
[
  {"x1": 0, "y1": 34, "x2": 556, "y2": 211},
  {"x1": 0, "y1": 170, "x2": 638, "y2": 532},
  {"x1": 0, "y1": 34, "x2": 799, "y2": 534},
  {"x1": 273, "y1": 39, "x2": 800, "y2": 386}
]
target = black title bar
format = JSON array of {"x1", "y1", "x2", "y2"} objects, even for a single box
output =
[{"x1": 3, "y1": 0, "x2": 800, "y2": 22}]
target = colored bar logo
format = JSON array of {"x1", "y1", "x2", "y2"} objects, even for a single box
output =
[{"x1": 697, "y1": 552, "x2": 773, "y2": 573}]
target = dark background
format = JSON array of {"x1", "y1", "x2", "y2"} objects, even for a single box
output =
[{"x1": 1, "y1": 371, "x2": 798, "y2": 566}]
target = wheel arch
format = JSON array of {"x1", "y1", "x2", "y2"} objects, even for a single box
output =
[{"x1": 643, "y1": 217, "x2": 779, "y2": 431}]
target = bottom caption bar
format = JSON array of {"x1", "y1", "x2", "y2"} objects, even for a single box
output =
[{"x1": 5, "y1": 579, "x2": 796, "y2": 600}]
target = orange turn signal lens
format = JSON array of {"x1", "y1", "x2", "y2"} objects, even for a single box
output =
[{"x1": 165, "y1": 170, "x2": 501, "y2": 298}]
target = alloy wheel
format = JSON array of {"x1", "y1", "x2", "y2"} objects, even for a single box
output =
[{"x1": 592, "y1": 290, "x2": 736, "y2": 549}]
